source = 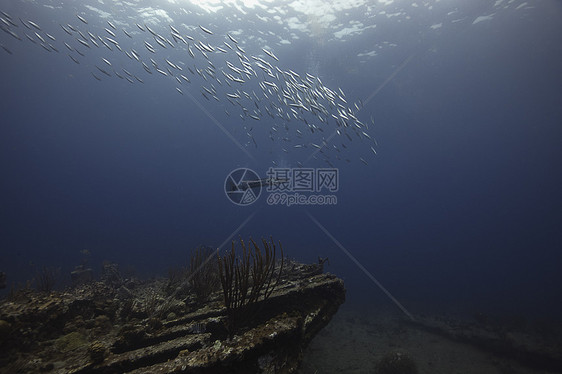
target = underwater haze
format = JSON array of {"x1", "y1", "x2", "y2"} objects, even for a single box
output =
[{"x1": 1, "y1": 0, "x2": 562, "y2": 325}]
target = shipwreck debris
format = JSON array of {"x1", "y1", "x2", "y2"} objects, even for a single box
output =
[{"x1": 0, "y1": 260, "x2": 345, "y2": 373}]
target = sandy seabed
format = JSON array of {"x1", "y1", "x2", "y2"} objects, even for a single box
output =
[{"x1": 299, "y1": 305, "x2": 560, "y2": 374}]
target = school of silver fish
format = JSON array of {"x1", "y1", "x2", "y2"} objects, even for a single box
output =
[{"x1": 1, "y1": 8, "x2": 377, "y2": 167}]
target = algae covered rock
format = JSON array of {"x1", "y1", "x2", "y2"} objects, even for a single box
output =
[
  {"x1": 54, "y1": 331, "x2": 88, "y2": 352},
  {"x1": 88, "y1": 340, "x2": 107, "y2": 364}
]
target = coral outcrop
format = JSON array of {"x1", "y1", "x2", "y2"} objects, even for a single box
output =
[{"x1": 0, "y1": 259, "x2": 344, "y2": 373}]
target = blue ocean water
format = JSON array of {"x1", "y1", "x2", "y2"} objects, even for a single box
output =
[{"x1": 1, "y1": 0, "x2": 561, "y2": 324}]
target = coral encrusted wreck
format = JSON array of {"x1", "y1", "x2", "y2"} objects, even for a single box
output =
[{"x1": 0, "y1": 241, "x2": 345, "y2": 373}]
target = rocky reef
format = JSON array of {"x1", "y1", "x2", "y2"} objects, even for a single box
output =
[{"x1": 0, "y1": 257, "x2": 344, "y2": 373}]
